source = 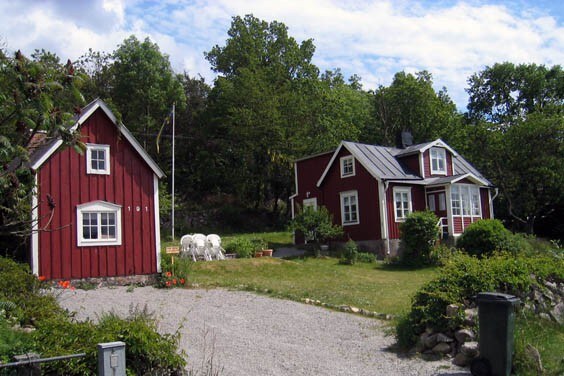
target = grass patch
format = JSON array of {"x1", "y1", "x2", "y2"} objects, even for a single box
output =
[
  {"x1": 187, "y1": 257, "x2": 438, "y2": 315},
  {"x1": 515, "y1": 312, "x2": 564, "y2": 375}
]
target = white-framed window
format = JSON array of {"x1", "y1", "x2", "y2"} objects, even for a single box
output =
[
  {"x1": 340, "y1": 190, "x2": 359, "y2": 225},
  {"x1": 428, "y1": 194, "x2": 436, "y2": 211},
  {"x1": 302, "y1": 198, "x2": 318, "y2": 211},
  {"x1": 451, "y1": 185, "x2": 481, "y2": 217},
  {"x1": 438, "y1": 193, "x2": 446, "y2": 211},
  {"x1": 86, "y1": 144, "x2": 110, "y2": 175},
  {"x1": 77, "y1": 201, "x2": 122, "y2": 246},
  {"x1": 430, "y1": 147, "x2": 446, "y2": 175},
  {"x1": 340, "y1": 156, "x2": 355, "y2": 178},
  {"x1": 394, "y1": 187, "x2": 412, "y2": 222}
]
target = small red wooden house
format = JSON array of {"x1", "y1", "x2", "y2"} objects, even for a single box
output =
[
  {"x1": 28, "y1": 99, "x2": 165, "y2": 280},
  {"x1": 291, "y1": 139, "x2": 495, "y2": 257}
]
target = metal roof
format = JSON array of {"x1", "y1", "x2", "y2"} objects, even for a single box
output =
[{"x1": 316, "y1": 140, "x2": 493, "y2": 187}]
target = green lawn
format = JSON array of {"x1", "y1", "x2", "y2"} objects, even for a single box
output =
[{"x1": 184, "y1": 256, "x2": 438, "y2": 315}]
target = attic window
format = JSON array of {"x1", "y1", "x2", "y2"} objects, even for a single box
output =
[
  {"x1": 340, "y1": 156, "x2": 355, "y2": 177},
  {"x1": 430, "y1": 147, "x2": 446, "y2": 175},
  {"x1": 86, "y1": 144, "x2": 110, "y2": 175}
]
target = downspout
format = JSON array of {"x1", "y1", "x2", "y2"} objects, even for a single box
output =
[{"x1": 379, "y1": 179, "x2": 391, "y2": 255}]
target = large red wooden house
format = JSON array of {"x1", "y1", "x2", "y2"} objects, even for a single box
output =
[
  {"x1": 28, "y1": 99, "x2": 165, "y2": 280},
  {"x1": 291, "y1": 139, "x2": 495, "y2": 257}
]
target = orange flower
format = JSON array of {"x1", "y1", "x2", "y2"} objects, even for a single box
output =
[
  {"x1": 38, "y1": 275, "x2": 47, "y2": 281},
  {"x1": 179, "y1": 278, "x2": 185, "y2": 285},
  {"x1": 165, "y1": 271, "x2": 172, "y2": 277},
  {"x1": 172, "y1": 279, "x2": 177, "y2": 285},
  {"x1": 165, "y1": 281, "x2": 171, "y2": 287}
]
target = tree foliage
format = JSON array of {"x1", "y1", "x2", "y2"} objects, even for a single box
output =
[
  {"x1": 0, "y1": 49, "x2": 84, "y2": 256},
  {"x1": 467, "y1": 62, "x2": 564, "y2": 127},
  {"x1": 367, "y1": 71, "x2": 460, "y2": 145}
]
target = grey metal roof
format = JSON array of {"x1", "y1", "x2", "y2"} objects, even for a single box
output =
[
  {"x1": 343, "y1": 141, "x2": 421, "y2": 180},
  {"x1": 317, "y1": 140, "x2": 493, "y2": 187}
]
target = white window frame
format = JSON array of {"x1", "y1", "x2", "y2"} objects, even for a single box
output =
[
  {"x1": 86, "y1": 144, "x2": 110, "y2": 175},
  {"x1": 430, "y1": 147, "x2": 447, "y2": 175},
  {"x1": 77, "y1": 201, "x2": 122, "y2": 246},
  {"x1": 340, "y1": 156, "x2": 355, "y2": 178},
  {"x1": 451, "y1": 185, "x2": 481, "y2": 217},
  {"x1": 393, "y1": 187, "x2": 412, "y2": 222},
  {"x1": 340, "y1": 190, "x2": 359, "y2": 225},
  {"x1": 302, "y1": 198, "x2": 318, "y2": 211}
]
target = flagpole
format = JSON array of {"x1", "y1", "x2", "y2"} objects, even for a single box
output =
[{"x1": 171, "y1": 103, "x2": 175, "y2": 240}]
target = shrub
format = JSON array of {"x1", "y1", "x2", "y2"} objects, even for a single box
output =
[
  {"x1": 289, "y1": 206, "x2": 343, "y2": 251},
  {"x1": 357, "y1": 252, "x2": 376, "y2": 263},
  {"x1": 339, "y1": 240, "x2": 359, "y2": 265},
  {"x1": 395, "y1": 252, "x2": 564, "y2": 349},
  {"x1": 456, "y1": 219, "x2": 512, "y2": 257},
  {"x1": 224, "y1": 238, "x2": 255, "y2": 258},
  {"x1": 399, "y1": 211, "x2": 439, "y2": 266}
]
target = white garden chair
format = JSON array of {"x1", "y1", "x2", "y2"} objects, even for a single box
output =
[
  {"x1": 180, "y1": 234, "x2": 196, "y2": 261},
  {"x1": 192, "y1": 233, "x2": 212, "y2": 261},
  {"x1": 206, "y1": 234, "x2": 226, "y2": 260}
]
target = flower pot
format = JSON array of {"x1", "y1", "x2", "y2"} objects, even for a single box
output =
[
  {"x1": 254, "y1": 251, "x2": 263, "y2": 257},
  {"x1": 262, "y1": 249, "x2": 273, "y2": 257}
]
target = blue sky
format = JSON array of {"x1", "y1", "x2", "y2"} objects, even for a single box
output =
[{"x1": 1, "y1": 0, "x2": 562, "y2": 110}]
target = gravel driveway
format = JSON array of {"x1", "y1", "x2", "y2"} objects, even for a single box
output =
[{"x1": 57, "y1": 286, "x2": 470, "y2": 375}]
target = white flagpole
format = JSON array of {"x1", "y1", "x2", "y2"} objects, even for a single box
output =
[{"x1": 171, "y1": 103, "x2": 176, "y2": 240}]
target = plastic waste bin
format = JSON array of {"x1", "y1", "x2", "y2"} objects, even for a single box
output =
[{"x1": 471, "y1": 292, "x2": 520, "y2": 376}]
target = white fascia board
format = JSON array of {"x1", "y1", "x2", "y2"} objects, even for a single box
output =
[
  {"x1": 419, "y1": 139, "x2": 459, "y2": 157},
  {"x1": 317, "y1": 142, "x2": 345, "y2": 187},
  {"x1": 118, "y1": 123, "x2": 165, "y2": 178},
  {"x1": 451, "y1": 173, "x2": 489, "y2": 186},
  {"x1": 30, "y1": 140, "x2": 64, "y2": 170}
]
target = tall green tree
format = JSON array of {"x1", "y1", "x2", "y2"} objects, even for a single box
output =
[
  {"x1": 466, "y1": 62, "x2": 564, "y2": 127},
  {"x1": 110, "y1": 36, "x2": 185, "y2": 155},
  {"x1": 204, "y1": 15, "x2": 319, "y2": 209},
  {"x1": 367, "y1": 71, "x2": 460, "y2": 146}
]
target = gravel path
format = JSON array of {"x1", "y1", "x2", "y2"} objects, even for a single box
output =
[{"x1": 57, "y1": 286, "x2": 470, "y2": 376}]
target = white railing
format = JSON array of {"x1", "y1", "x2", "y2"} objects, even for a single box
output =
[{"x1": 436, "y1": 217, "x2": 448, "y2": 239}]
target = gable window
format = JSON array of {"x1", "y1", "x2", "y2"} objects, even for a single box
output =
[
  {"x1": 340, "y1": 191, "x2": 359, "y2": 225},
  {"x1": 394, "y1": 187, "x2": 412, "y2": 222},
  {"x1": 340, "y1": 156, "x2": 355, "y2": 178},
  {"x1": 86, "y1": 144, "x2": 110, "y2": 175},
  {"x1": 430, "y1": 147, "x2": 446, "y2": 175},
  {"x1": 451, "y1": 185, "x2": 481, "y2": 216},
  {"x1": 77, "y1": 201, "x2": 122, "y2": 246}
]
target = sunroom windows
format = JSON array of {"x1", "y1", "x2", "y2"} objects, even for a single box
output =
[{"x1": 451, "y1": 185, "x2": 481, "y2": 216}]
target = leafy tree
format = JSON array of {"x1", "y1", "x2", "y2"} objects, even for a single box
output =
[
  {"x1": 467, "y1": 62, "x2": 564, "y2": 127},
  {"x1": 289, "y1": 206, "x2": 343, "y2": 252},
  {"x1": 0, "y1": 49, "x2": 84, "y2": 257},
  {"x1": 366, "y1": 71, "x2": 461, "y2": 146},
  {"x1": 110, "y1": 36, "x2": 185, "y2": 155}
]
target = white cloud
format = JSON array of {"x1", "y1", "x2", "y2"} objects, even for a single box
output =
[{"x1": 1, "y1": 0, "x2": 562, "y2": 109}]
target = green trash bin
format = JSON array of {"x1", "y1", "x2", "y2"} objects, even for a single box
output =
[{"x1": 471, "y1": 292, "x2": 520, "y2": 376}]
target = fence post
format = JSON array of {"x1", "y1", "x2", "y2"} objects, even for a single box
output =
[{"x1": 97, "y1": 342, "x2": 126, "y2": 376}]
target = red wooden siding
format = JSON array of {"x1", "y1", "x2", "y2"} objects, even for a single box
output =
[
  {"x1": 320, "y1": 149, "x2": 381, "y2": 242},
  {"x1": 399, "y1": 154, "x2": 420, "y2": 176},
  {"x1": 386, "y1": 183, "x2": 426, "y2": 239},
  {"x1": 37, "y1": 110, "x2": 157, "y2": 280},
  {"x1": 480, "y1": 188, "x2": 491, "y2": 219}
]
